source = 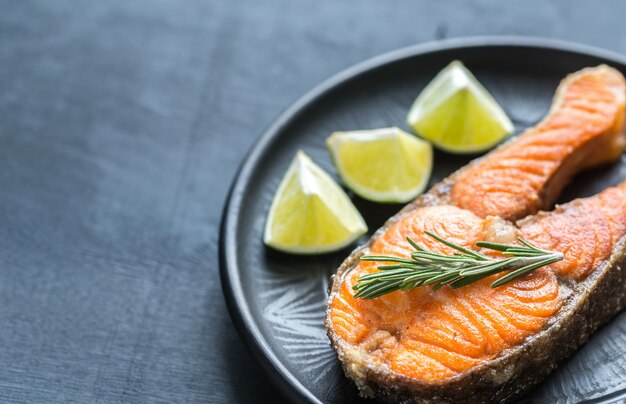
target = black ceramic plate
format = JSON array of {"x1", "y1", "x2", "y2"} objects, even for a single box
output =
[{"x1": 220, "y1": 37, "x2": 626, "y2": 404}]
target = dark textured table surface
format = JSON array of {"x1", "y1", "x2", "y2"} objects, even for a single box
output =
[{"x1": 2, "y1": 1, "x2": 626, "y2": 403}]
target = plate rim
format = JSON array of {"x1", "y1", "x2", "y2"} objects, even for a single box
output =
[{"x1": 218, "y1": 36, "x2": 626, "y2": 404}]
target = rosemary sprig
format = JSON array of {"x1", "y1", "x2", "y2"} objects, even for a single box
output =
[{"x1": 352, "y1": 231, "x2": 563, "y2": 299}]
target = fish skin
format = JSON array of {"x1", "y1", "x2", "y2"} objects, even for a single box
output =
[{"x1": 325, "y1": 65, "x2": 626, "y2": 403}]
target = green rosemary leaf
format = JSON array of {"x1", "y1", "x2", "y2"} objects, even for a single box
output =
[
  {"x1": 406, "y1": 237, "x2": 422, "y2": 251},
  {"x1": 474, "y1": 241, "x2": 514, "y2": 252},
  {"x1": 423, "y1": 231, "x2": 488, "y2": 260},
  {"x1": 360, "y1": 255, "x2": 416, "y2": 264}
]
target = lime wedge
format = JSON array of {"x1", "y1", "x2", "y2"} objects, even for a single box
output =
[
  {"x1": 326, "y1": 127, "x2": 433, "y2": 203},
  {"x1": 264, "y1": 151, "x2": 367, "y2": 254},
  {"x1": 407, "y1": 60, "x2": 513, "y2": 154}
]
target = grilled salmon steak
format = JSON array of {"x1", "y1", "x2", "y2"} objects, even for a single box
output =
[{"x1": 325, "y1": 65, "x2": 626, "y2": 403}]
